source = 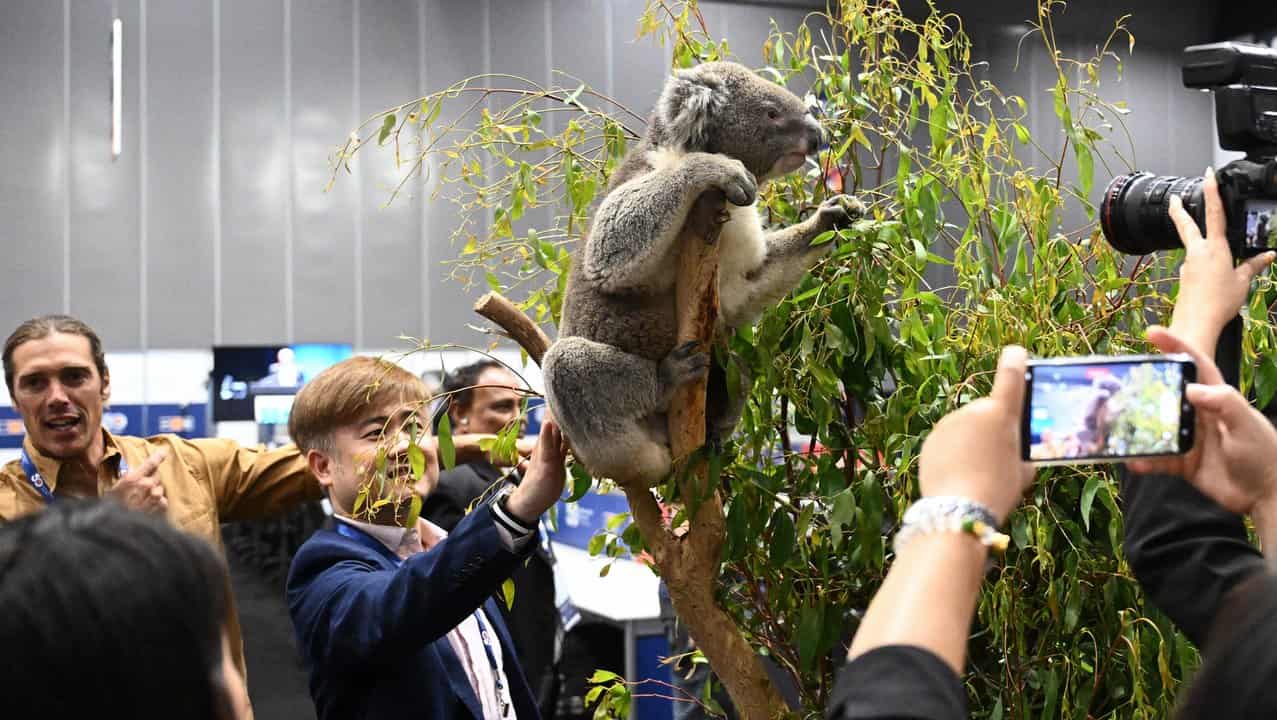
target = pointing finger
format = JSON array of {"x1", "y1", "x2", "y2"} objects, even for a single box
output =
[
  {"x1": 988, "y1": 345, "x2": 1028, "y2": 414},
  {"x1": 134, "y1": 449, "x2": 168, "y2": 479}
]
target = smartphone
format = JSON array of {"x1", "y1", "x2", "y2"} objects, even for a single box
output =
[{"x1": 1022, "y1": 354, "x2": 1195, "y2": 465}]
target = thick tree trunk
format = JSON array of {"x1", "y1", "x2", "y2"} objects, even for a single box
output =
[{"x1": 474, "y1": 189, "x2": 789, "y2": 719}]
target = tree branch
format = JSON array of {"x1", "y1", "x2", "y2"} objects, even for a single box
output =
[
  {"x1": 473, "y1": 293, "x2": 552, "y2": 365},
  {"x1": 659, "y1": 189, "x2": 789, "y2": 719}
]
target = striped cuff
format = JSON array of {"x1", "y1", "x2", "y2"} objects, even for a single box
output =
[{"x1": 490, "y1": 492, "x2": 536, "y2": 539}]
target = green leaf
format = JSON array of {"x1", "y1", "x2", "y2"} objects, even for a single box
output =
[
  {"x1": 377, "y1": 113, "x2": 396, "y2": 145},
  {"x1": 1010, "y1": 512, "x2": 1031, "y2": 550},
  {"x1": 567, "y1": 463, "x2": 593, "y2": 503},
  {"x1": 1073, "y1": 137, "x2": 1094, "y2": 198},
  {"x1": 1042, "y1": 668, "x2": 1060, "y2": 720},
  {"x1": 501, "y1": 578, "x2": 516, "y2": 610},
  {"x1": 1080, "y1": 475, "x2": 1101, "y2": 532},
  {"x1": 1064, "y1": 583, "x2": 1083, "y2": 632},
  {"x1": 403, "y1": 493, "x2": 423, "y2": 531},
  {"x1": 407, "y1": 443, "x2": 425, "y2": 481},
  {"x1": 587, "y1": 532, "x2": 607, "y2": 556},
  {"x1": 606, "y1": 511, "x2": 630, "y2": 532},
  {"x1": 830, "y1": 490, "x2": 855, "y2": 550},
  {"x1": 769, "y1": 508, "x2": 796, "y2": 565},
  {"x1": 436, "y1": 413, "x2": 456, "y2": 470},
  {"x1": 797, "y1": 604, "x2": 824, "y2": 671},
  {"x1": 588, "y1": 669, "x2": 621, "y2": 685}
]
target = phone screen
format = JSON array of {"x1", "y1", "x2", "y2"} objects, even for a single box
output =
[
  {"x1": 1243, "y1": 198, "x2": 1277, "y2": 252},
  {"x1": 1022, "y1": 355, "x2": 1195, "y2": 464}
]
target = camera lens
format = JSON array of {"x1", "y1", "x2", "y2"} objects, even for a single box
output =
[{"x1": 1100, "y1": 172, "x2": 1207, "y2": 255}]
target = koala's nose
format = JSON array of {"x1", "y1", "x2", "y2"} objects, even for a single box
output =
[{"x1": 804, "y1": 116, "x2": 824, "y2": 154}]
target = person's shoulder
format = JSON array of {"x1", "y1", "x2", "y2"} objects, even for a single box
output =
[
  {"x1": 289, "y1": 527, "x2": 385, "y2": 590},
  {"x1": 0, "y1": 456, "x2": 22, "y2": 478}
]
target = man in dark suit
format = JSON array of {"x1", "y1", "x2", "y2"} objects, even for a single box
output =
[
  {"x1": 425, "y1": 359, "x2": 562, "y2": 717},
  {"x1": 284, "y1": 356, "x2": 570, "y2": 719}
]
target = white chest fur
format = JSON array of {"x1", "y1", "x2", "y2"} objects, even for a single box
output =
[
  {"x1": 716, "y1": 203, "x2": 767, "y2": 318},
  {"x1": 644, "y1": 147, "x2": 768, "y2": 323}
]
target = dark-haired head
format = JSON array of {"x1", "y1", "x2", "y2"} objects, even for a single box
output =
[
  {"x1": 0, "y1": 500, "x2": 246, "y2": 720},
  {"x1": 1175, "y1": 571, "x2": 1277, "y2": 719},
  {"x1": 3, "y1": 314, "x2": 108, "y2": 396},
  {"x1": 433, "y1": 359, "x2": 524, "y2": 437}
]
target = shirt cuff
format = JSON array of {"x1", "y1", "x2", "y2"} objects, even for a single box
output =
[{"x1": 490, "y1": 494, "x2": 537, "y2": 552}]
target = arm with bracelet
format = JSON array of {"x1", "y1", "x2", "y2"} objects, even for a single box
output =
[{"x1": 827, "y1": 347, "x2": 1031, "y2": 720}]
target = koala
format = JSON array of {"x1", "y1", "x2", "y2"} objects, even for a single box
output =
[{"x1": 541, "y1": 61, "x2": 863, "y2": 485}]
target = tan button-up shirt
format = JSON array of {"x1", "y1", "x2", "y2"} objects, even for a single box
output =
[{"x1": 0, "y1": 430, "x2": 322, "y2": 686}]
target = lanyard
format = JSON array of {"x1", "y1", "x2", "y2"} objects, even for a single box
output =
[
  {"x1": 20, "y1": 447, "x2": 129, "y2": 505},
  {"x1": 474, "y1": 610, "x2": 511, "y2": 718},
  {"x1": 334, "y1": 519, "x2": 510, "y2": 717}
]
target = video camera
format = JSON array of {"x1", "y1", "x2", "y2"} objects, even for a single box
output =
[{"x1": 1101, "y1": 42, "x2": 1277, "y2": 258}]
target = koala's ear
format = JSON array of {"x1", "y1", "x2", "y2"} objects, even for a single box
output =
[{"x1": 657, "y1": 67, "x2": 726, "y2": 151}]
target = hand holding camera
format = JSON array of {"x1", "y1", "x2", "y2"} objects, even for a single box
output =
[{"x1": 1166, "y1": 170, "x2": 1275, "y2": 357}]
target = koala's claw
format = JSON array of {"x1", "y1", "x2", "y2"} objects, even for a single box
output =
[
  {"x1": 724, "y1": 174, "x2": 757, "y2": 207},
  {"x1": 660, "y1": 341, "x2": 711, "y2": 387},
  {"x1": 690, "y1": 155, "x2": 757, "y2": 207},
  {"x1": 818, "y1": 194, "x2": 866, "y2": 231}
]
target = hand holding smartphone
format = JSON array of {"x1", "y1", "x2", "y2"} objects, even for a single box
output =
[{"x1": 1021, "y1": 354, "x2": 1196, "y2": 465}]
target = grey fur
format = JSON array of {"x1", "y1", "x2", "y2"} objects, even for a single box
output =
[{"x1": 543, "y1": 61, "x2": 864, "y2": 484}]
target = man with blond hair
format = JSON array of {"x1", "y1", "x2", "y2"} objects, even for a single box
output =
[{"x1": 285, "y1": 355, "x2": 568, "y2": 719}]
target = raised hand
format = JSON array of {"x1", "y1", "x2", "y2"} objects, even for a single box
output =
[
  {"x1": 1168, "y1": 169, "x2": 1275, "y2": 356},
  {"x1": 504, "y1": 421, "x2": 570, "y2": 524},
  {"x1": 919, "y1": 346, "x2": 1033, "y2": 523},
  {"x1": 104, "y1": 449, "x2": 169, "y2": 514}
]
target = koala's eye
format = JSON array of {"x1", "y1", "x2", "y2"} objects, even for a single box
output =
[{"x1": 766, "y1": 108, "x2": 780, "y2": 121}]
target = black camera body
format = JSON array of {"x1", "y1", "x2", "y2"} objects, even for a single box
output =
[{"x1": 1101, "y1": 42, "x2": 1277, "y2": 258}]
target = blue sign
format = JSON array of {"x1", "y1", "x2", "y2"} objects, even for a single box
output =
[
  {"x1": 146, "y1": 403, "x2": 208, "y2": 439},
  {"x1": 0, "y1": 403, "x2": 208, "y2": 448},
  {"x1": 548, "y1": 488, "x2": 633, "y2": 554}
]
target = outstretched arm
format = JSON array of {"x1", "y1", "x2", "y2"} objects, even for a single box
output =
[{"x1": 723, "y1": 195, "x2": 862, "y2": 327}]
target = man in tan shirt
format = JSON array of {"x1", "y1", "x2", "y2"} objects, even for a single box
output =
[{"x1": 0, "y1": 315, "x2": 323, "y2": 693}]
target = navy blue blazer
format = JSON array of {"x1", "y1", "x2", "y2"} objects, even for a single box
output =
[{"x1": 286, "y1": 505, "x2": 541, "y2": 720}]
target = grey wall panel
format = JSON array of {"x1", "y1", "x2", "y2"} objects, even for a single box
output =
[
  {"x1": 146, "y1": 0, "x2": 215, "y2": 348},
  {"x1": 551, "y1": 0, "x2": 610, "y2": 96},
  {"x1": 610, "y1": 0, "x2": 669, "y2": 124},
  {"x1": 490, "y1": 0, "x2": 549, "y2": 80},
  {"x1": 423, "y1": 0, "x2": 488, "y2": 347},
  {"x1": 219, "y1": 0, "x2": 287, "y2": 345},
  {"x1": 0, "y1": 0, "x2": 66, "y2": 332},
  {"x1": 358, "y1": 0, "x2": 421, "y2": 349},
  {"x1": 489, "y1": 0, "x2": 555, "y2": 256},
  {"x1": 716, "y1": 3, "x2": 812, "y2": 69},
  {"x1": 291, "y1": 0, "x2": 357, "y2": 344},
  {"x1": 69, "y1": 0, "x2": 142, "y2": 349}
]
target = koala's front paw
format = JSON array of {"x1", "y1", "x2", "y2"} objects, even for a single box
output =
[
  {"x1": 689, "y1": 155, "x2": 757, "y2": 207},
  {"x1": 816, "y1": 194, "x2": 866, "y2": 232},
  {"x1": 659, "y1": 341, "x2": 711, "y2": 390}
]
